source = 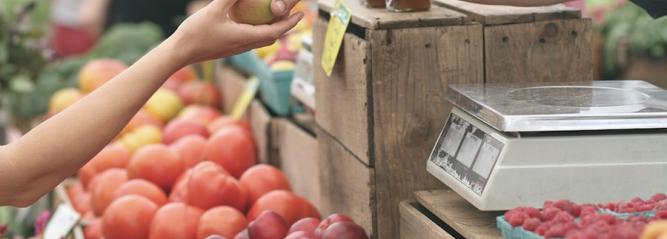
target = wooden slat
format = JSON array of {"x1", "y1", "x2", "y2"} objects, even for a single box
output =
[
  {"x1": 484, "y1": 19, "x2": 593, "y2": 83},
  {"x1": 317, "y1": 128, "x2": 375, "y2": 236},
  {"x1": 368, "y1": 24, "x2": 484, "y2": 239},
  {"x1": 399, "y1": 201, "x2": 455, "y2": 239},
  {"x1": 248, "y1": 101, "x2": 274, "y2": 165},
  {"x1": 415, "y1": 190, "x2": 502, "y2": 239},
  {"x1": 434, "y1": 0, "x2": 580, "y2": 25},
  {"x1": 274, "y1": 119, "x2": 322, "y2": 212},
  {"x1": 216, "y1": 65, "x2": 248, "y2": 115},
  {"x1": 313, "y1": 18, "x2": 372, "y2": 165},
  {"x1": 318, "y1": 0, "x2": 467, "y2": 30}
]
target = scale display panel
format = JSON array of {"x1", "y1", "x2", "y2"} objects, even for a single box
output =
[{"x1": 429, "y1": 113, "x2": 504, "y2": 196}]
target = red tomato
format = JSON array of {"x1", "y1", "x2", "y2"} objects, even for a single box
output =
[
  {"x1": 169, "y1": 162, "x2": 229, "y2": 203},
  {"x1": 207, "y1": 117, "x2": 252, "y2": 135},
  {"x1": 239, "y1": 165, "x2": 292, "y2": 205},
  {"x1": 149, "y1": 203, "x2": 203, "y2": 239},
  {"x1": 84, "y1": 218, "x2": 103, "y2": 239},
  {"x1": 178, "y1": 105, "x2": 221, "y2": 125},
  {"x1": 127, "y1": 144, "x2": 186, "y2": 192},
  {"x1": 78, "y1": 161, "x2": 97, "y2": 190},
  {"x1": 71, "y1": 191, "x2": 92, "y2": 215},
  {"x1": 113, "y1": 179, "x2": 168, "y2": 206},
  {"x1": 181, "y1": 161, "x2": 247, "y2": 210},
  {"x1": 178, "y1": 80, "x2": 220, "y2": 108},
  {"x1": 102, "y1": 195, "x2": 158, "y2": 239},
  {"x1": 91, "y1": 144, "x2": 131, "y2": 173},
  {"x1": 170, "y1": 135, "x2": 207, "y2": 168},
  {"x1": 205, "y1": 126, "x2": 256, "y2": 178},
  {"x1": 197, "y1": 206, "x2": 248, "y2": 239},
  {"x1": 163, "y1": 119, "x2": 209, "y2": 144},
  {"x1": 247, "y1": 190, "x2": 320, "y2": 225},
  {"x1": 91, "y1": 169, "x2": 128, "y2": 216}
]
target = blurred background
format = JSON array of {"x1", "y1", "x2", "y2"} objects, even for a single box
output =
[{"x1": 0, "y1": 0, "x2": 665, "y2": 237}]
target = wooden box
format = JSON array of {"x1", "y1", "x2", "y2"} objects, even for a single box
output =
[
  {"x1": 314, "y1": 1, "x2": 482, "y2": 238},
  {"x1": 313, "y1": 0, "x2": 592, "y2": 238},
  {"x1": 272, "y1": 119, "x2": 322, "y2": 212},
  {"x1": 435, "y1": 0, "x2": 593, "y2": 83},
  {"x1": 402, "y1": 190, "x2": 504, "y2": 239}
]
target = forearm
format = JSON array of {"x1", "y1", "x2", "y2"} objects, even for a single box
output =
[
  {"x1": 0, "y1": 39, "x2": 183, "y2": 206},
  {"x1": 461, "y1": 0, "x2": 569, "y2": 6}
]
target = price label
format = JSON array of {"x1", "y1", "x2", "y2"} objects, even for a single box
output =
[
  {"x1": 231, "y1": 77, "x2": 260, "y2": 120},
  {"x1": 457, "y1": 132, "x2": 482, "y2": 168},
  {"x1": 472, "y1": 140, "x2": 501, "y2": 179},
  {"x1": 44, "y1": 204, "x2": 80, "y2": 239},
  {"x1": 321, "y1": 0, "x2": 351, "y2": 77}
]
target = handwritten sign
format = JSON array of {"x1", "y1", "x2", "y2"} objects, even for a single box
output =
[{"x1": 321, "y1": 0, "x2": 351, "y2": 77}]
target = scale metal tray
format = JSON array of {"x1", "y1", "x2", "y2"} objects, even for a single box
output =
[{"x1": 446, "y1": 80, "x2": 667, "y2": 132}]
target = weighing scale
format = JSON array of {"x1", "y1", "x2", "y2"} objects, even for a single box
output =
[{"x1": 427, "y1": 80, "x2": 667, "y2": 211}]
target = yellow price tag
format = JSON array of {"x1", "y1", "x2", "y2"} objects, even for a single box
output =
[
  {"x1": 231, "y1": 77, "x2": 260, "y2": 120},
  {"x1": 321, "y1": 0, "x2": 351, "y2": 77}
]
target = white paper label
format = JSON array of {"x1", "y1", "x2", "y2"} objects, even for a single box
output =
[
  {"x1": 442, "y1": 123, "x2": 465, "y2": 155},
  {"x1": 457, "y1": 133, "x2": 482, "y2": 168},
  {"x1": 472, "y1": 141, "x2": 501, "y2": 179},
  {"x1": 44, "y1": 204, "x2": 80, "y2": 239}
]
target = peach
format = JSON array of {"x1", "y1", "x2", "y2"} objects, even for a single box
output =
[
  {"x1": 178, "y1": 81, "x2": 220, "y2": 108},
  {"x1": 145, "y1": 89, "x2": 184, "y2": 122},
  {"x1": 170, "y1": 135, "x2": 207, "y2": 168},
  {"x1": 230, "y1": 0, "x2": 275, "y2": 25},
  {"x1": 178, "y1": 105, "x2": 221, "y2": 125},
  {"x1": 48, "y1": 88, "x2": 84, "y2": 115},
  {"x1": 79, "y1": 59, "x2": 127, "y2": 93},
  {"x1": 321, "y1": 222, "x2": 368, "y2": 239},
  {"x1": 127, "y1": 144, "x2": 185, "y2": 191},
  {"x1": 163, "y1": 119, "x2": 209, "y2": 144}
]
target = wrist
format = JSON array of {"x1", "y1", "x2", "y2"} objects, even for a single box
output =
[{"x1": 157, "y1": 36, "x2": 192, "y2": 70}]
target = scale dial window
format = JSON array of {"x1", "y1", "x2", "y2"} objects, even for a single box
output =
[{"x1": 430, "y1": 113, "x2": 504, "y2": 195}]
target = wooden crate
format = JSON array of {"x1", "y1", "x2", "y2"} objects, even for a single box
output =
[
  {"x1": 314, "y1": 1, "x2": 592, "y2": 238},
  {"x1": 399, "y1": 201, "x2": 455, "y2": 239},
  {"x1": 435, "y1": 0, "x2": 593, "y2": 83},
  {"x1": 414, "y1": 190, "x2": 503, "y2": 239},
  {"x1": 314, "y1": 1, "x2": 482, "y2": 238},
  {"x1": 272, "y1": 119, "x2": 322, "y2": 212}
]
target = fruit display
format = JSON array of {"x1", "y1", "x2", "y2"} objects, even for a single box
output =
[
  {"x1": 498, "y1": 194, "x2": 667, "y2": 239},
  {"x1": 48, "y1": 61, "x2": 369, "y2": 239}
]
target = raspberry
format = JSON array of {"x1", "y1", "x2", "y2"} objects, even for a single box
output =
[
  {"x1": 544, "y1": 200, "x2": 555, "y2": 208},
  {"x1": 656, "y1": 210, "x2": 667, "y2": 219},
  {"x1": 554, "y1": 200, "x2": 577, "y2": 215},
  {"x1": 554, "y1": 211, "x2": 575, "y2": 224},
  {"x1": 506, "y1": 211, "x2": 528, "y2": 227},
  {"x1": 542, "y1": 207, "x2": 562, "y2": 221},
  {"x1": 522, "y1": 218, "x2": 541, "y2": 231},
  {"x1": 650, "y1": 193, "x2": 667, "y2": 202},
  {"x1": 535, "y1": 223, "x2": 549, "y2": 236},
  {"x1": 545, "y1": 224, "x2": 567, "y2": 238}
]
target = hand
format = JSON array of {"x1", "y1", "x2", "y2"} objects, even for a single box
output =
[{"x1": 168, "y1": 0, "x2": 304, "y2": 65}]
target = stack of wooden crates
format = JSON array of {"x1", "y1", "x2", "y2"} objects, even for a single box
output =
[{"x1": 313, "y1": 0, "x2": 592, "y2": 238}]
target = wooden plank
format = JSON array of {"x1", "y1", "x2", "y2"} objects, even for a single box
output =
[
  {"x1": 399, "y1": 201, "x2": 455, "y2": 239},
  {"x1": 248, "y1": 101, "x2": 275, "y2": 165},
  {"x1": 216, "y1": 65, "x2": 248, "y2": 115},
  {"x1": 622, "y1": 56, "x2": 667, "y2": 90},
  {"x1": 484, "y1": 19, "x2": 593, "y2": 83},
  {"x1": 369, "y1": 24, "x2": 484, "y2": 239},
  {"x1": 313, "y1": 18, "x2": 372, "y2": 165},
  {"x1": 317, "y1": 127, "x2": 375, "y2": 236},
  {"x1": 415, "y1": 190, "x2": 502, "y2": 239},
  {"x1": 434, "y1": 0, "x2": 580, "y2": 25},
  {"x1": 319, "y1": 0, "x2": 467, "y2": 30},
  {"x1": 274, "y1": 119, "x2": 322, "y2": 212}
]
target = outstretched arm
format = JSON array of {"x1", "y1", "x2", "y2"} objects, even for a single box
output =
[
  {"x1": 460, "y1": 0, "x2": 569, "y2": 6},
  {"x1": 0, "y1": 0, "x2": 303, "y2": 207}
]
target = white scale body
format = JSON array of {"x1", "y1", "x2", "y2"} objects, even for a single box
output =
[{"x1": 427, "y1": 80, "x2": 667, "y2": 211}]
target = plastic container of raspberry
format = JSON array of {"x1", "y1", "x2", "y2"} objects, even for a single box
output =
[
  {"x1": 598, "y1": 209, "x2": 656, "y2": 219},
  {"x1": 497, "y1": 216, "x2": 544, "y2": 239}
]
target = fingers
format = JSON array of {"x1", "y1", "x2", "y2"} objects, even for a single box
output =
[
  {"x1": 271, "y1": 0, "x2": 302, "y2": 18},
  {"x1": 250, "y1": 12, "x2": 304, "y2": 41}
]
